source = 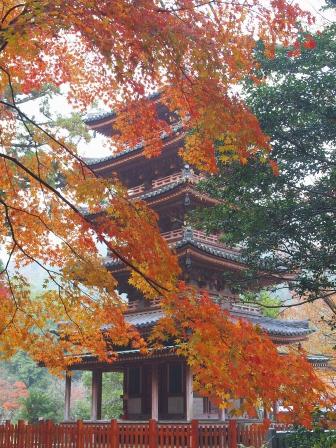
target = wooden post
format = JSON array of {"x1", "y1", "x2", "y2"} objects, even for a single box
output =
[
  {"x1": 77, "y1": 420, "x2": 84, "y2": 448},
  {"x1": 273, "y1": 401, "x2": 278, "y2": 422},
  {"x1": 64, "y1": 372, "x2": 72, "y2": 421},
  {"x1": 110, "y1": 419, "x2": 119, "y2": 448},
  {"x1": 149, "y1": 419, "x2": 158, "y2": 448},
  {"x1": 218, "y1": 408, "x2": 226, "y2": 421},
  {"x1": 228, "y1": 420, "x2": 237, "y2": 448},
  {"x1": 46, "y1": 420, "x2": 53, "y2": 448},
  {"x1": 91, "y1": 370, "x2": 103, "y2": 420},
  {"x1": 17, "y1": 420, "x2": 25, "y2": 448},
  {"x1": 185, "y1": 365, "x2": 193, "y2": 421},
  {"x1": 151, "y1": 365, "x2": 159, "y2": 420},
  {"x1": 5, "y1": 421, "x2": 11, "y2": 448},
  {"x1": 122, "y1": 368, "x2": 128, "y2": 419},
  {"x1": 191, "y1": 420, "x2": 199, "y2": 448}
]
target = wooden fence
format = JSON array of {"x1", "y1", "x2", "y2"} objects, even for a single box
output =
[{"x1": 0, "y1": 420, "x2": 268, "y2": 448}]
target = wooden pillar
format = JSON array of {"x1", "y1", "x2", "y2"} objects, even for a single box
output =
[
  {"x1": 273, "y1": 401, "x2": 278, "y2": 422},
  {"x1": 151, "y1": 365, "x2": 159, "y2": 420},
  {"x1": 185, "y1": 365, "x2": 193, "y2": 421},
  {"x1": 218, "y1": 407, "x2": 226, "y2": 421},
  {"x1": 149, "y1": 419, "x2": 158, "y2": 448},
  {"x1": 122, "y1": 368, "x2": 128, "y2": 419},
  {"x1": 191, "y1": 420, "x2": 199, "y2": 448},
  {"x1": 228, "y1": 420, "x2": 238, "y2": 448},
  {"x1": 91, "y1": 370, "x2": 103, "y2": 420},
  {"x1": 64, "y1": 372, "x2": 71, "y2": 421}
]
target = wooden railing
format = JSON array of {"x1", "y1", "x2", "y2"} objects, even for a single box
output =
[
  {"x1": 127, "y1": 170, "x2": 204, "y2": 197},
  {"x1": 152, "y1": 172, "x2": 185, "y2": 188},
  {"x1": 125, "y1": 294, "x2": 261, "y2": 314},
  {"x1": 152, "y1": 171, "x2": 203, "y2": 189},
  {"x1": 128, "y1": 185, "x2": 145, "y2": 197},
  {"x1": 161, "y1": 228, "x2": 238, "y2": 253},
  {"x1": 161, "y1": 228, "x2": 184, "y2": 243},
  {"x1": 0, "y1": 420, "x2": 268, "y2": 448},
  {"x1": 161, "y1": 228, "x2": 222, "y2": 246},
  {"x1": 192, "y1": 230, "x2": 220, "y2": 246},
  {"x1": 230, "y1": 303, "x2": 261, "y2": 316},
  {"x1": 127, "y1": 297, "x2": 162, "y2": 312}
]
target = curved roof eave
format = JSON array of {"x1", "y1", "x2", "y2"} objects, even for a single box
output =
[{"x1": 123, "y1": 309, "x2": 313, "y2": 339}]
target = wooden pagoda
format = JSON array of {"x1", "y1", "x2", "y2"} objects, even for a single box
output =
[{"x1": 64, "y1": 102, "x2": 316, "y2": 422}]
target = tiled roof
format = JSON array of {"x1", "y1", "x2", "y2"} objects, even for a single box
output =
[
  {"x1": 84, "y1": 93, "x2": 161, "y2": 125},
  {"x1": 85, "y1": 111, "x2": 116, "y2": 124},
  {"x1": 175, "y1": 238, "x2": 244, "y2": 264},
  {"x1": 307, "y1": 354, "x2": 330, "y2": 365},
  {"x1": 125, "y1": 310, "x2": 164, "y2": 328},
  {"x1": 83, "y1": 123, "x2": 183, "y2": 166},
  {"x1": 124, "y1": 309, "x2": 313, "y2": 338},
  {"x1": 83, "y1": 142, "x2": 144, "y2": 166},
  {"x1": 238, "y1": 314, "x2": 313, "y2": 337}
]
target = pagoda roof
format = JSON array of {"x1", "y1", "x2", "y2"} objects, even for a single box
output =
[
  {"x1": 83, "y1": 123, "x2": 184, "y2": 170},
  {"x1": 105, "y1": 227, "x2": 265, "y2": 271},
  {"x1": 84, "y1": 93, "x2": 161, "y2": 127},
  {"x1": 85, "y1": 110, "x2": 116, "y2": 124},
  {"x1": 306, "y1": 354, "x2": 330, "y2": 367},
  {"x1": 174, "y1": 236, "x2": 244, "y2": 264},
  {"x1": 123, "y1": 309, "x2": 313, "y2": 340},
  {"x1": 83, "y1": 141, "x2": 145, "y2": 166}
]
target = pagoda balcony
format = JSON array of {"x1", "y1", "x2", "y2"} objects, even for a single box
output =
[
  {"x1": 161, "y1": 226, "x2": 238, "y2": 251},
  {"x1": 125, "y1": 293, "x2": 262, "y2": 316},
  {"x1": 127, "y1": 169, "x2": 204, "y2": 198},
  {"x1": 105, "y1": 227, "x2": 241, "y2": 270}
]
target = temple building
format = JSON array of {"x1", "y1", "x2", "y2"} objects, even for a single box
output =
[{"x1": 64, "y1": 102, "x2": 322, "y2": 422}]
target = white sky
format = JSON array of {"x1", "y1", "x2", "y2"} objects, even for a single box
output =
[{"x1": 300, "y1": 0, "x2": 336, "y2": 23}]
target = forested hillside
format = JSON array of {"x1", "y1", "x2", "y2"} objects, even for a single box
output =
[{"x1": 0, "y1": 353, "x2": 122, "y2": 422}]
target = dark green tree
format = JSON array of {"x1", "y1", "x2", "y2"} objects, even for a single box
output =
[
  {"x1": 73, "y1": 372, "x2": 123, "y2": 420},
  {"x1": 194, "y1": 25, "x2": 336, "y2": 315},
  {"x1": 2, "y1": 352, "x2": 50, "y2": 389},
  {"x1": 17, "y1": 390, "x2": 63, "y2": 423}
]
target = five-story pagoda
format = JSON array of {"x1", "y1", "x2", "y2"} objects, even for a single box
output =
[{"x1": 64, "y1": 100, "x2": 314, "y2": 422}]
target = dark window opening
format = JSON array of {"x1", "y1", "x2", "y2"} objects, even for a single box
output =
[
  {"x1": 168, "y1": 363, "x2": 183, "y2": 394},
  {"x1": 129, "y1": 367, "x2": 141, "y2": 396}
]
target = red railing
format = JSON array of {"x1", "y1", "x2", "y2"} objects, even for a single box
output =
[
  {"x1": 162, "y1": 228, "x2": 221, "y2": 245},
  {"x1": 0, "y1": 420, "x2": 268, "y2": 448},
  {"x1": 128, "y1": 185, "x2": 145, "y2": 197},
  {"x1": 161, "y1": 229, "x2": 184, "y2": 243},
  {"x1": 161, "y1": 228, "x2": 240, "y2": 253},
  {"x1": 127, "y1": 170, "x2": 204, "y2": 197},
  {"x1": 126, "y1": 294, "x2": 244, "y2": 312}
]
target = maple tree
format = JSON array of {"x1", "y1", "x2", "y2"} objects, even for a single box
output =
[
  {"x1": 284, "y1": 297, "x2": 336, "y2": 392},
  {"x1": 0, "y1": 0, "x2": 313, "y2": 367},
  {"x1": 152, "y1": 285, "x2": 333, "y2": 427},
  {"x1": 0, "y1": 0, "x2": 331, "y2": 426}
]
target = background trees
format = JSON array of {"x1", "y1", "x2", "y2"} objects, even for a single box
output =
[
  {"x1": 0, "y1": 353, "x2": 123, "y2": 422},
  {"x1": 194, "y1": 25, "x2": 336, "y2": 316}
]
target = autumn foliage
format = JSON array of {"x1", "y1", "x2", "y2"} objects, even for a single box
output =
[
  {"x1": 0, "y1": 0, "x2": 330, "y2": 426},
  {"x1": 151, "y1": 285, "x2": 332, "y2": 427}
]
